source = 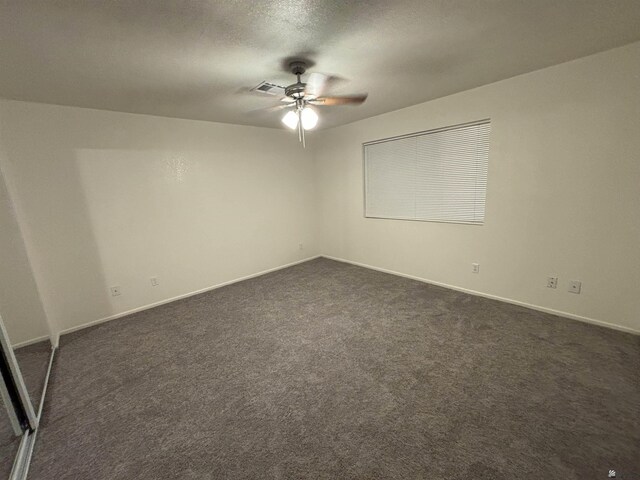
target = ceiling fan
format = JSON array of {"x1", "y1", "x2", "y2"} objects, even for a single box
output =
[{"x1": 249, "y1": 61, "x2": 368, "y2": 147}]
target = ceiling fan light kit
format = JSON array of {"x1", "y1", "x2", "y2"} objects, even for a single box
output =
[
  {"x1": 281, "y1": 107, "x2": 318, "y2": 130},
  {"x1": 250, "y1": 60, "x2": 368, "y2": 147}
]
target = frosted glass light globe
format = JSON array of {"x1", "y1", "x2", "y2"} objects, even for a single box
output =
[
  {"x1": 281, "y1": 110, "x2": 299, "y2": 129},
  {"x1": 300, "y1": 107, "x2": 318, "y2": 130}
]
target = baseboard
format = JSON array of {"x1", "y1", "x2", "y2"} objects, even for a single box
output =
[
  {"x1": 321, "y1": 255, "x2": 640, "y2": 336},
  {"x1": 12, "y1": 335, "x2": 51, "y2": 349},
  {"x1": 55, "y1": 255, "x2": 321, "y2": 342}
]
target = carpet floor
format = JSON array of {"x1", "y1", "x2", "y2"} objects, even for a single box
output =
[{"x1": 29, "y1": 258, "x2": 639, "y2": 479}]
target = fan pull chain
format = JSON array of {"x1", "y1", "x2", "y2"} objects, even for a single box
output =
[{"x1": 297, "y1": 108, "x2": 306, "y2": 148}]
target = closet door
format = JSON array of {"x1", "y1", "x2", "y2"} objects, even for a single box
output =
[
  {"x1": 0, "y1": 167, "x2": 55, "y2": 478},
  {"x1": 1, "y1": 352, "x2": 24, "y2": 478},
  {"x1": 0, "y1": 316, "x2": 38, "y2": 480}
]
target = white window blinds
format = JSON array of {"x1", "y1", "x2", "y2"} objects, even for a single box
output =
[{"x1": 364, "y1": 120, "x2": 490, "y2": 225}]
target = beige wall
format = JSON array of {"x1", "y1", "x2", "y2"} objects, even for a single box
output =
[
  {"x1": 1, "y1": 42, "x2": 638, "y2": 343},
  {"x1": 0, "y1": 102, "x2": 318, "y2": 339},
  {"x1": 313, "y1": 42, "x2": 640, "y2": 333},
  {"x1": 0, "y1": 166, "x2": 51, "y2": 346}
]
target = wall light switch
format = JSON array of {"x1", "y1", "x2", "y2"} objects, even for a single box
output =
[
  {"x1": 568, "y1": 280, "x2": 582, "y2": 294},
  {"x1": 472, "y1": 263, "x2": 480, "y2": 274},
  {"x1": 150, "y1": 277, "x2": 159, "y2": 287}
]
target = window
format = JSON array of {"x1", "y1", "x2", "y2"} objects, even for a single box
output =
[{"x1": 364, "y1": 120, "x2": 490, "y2": 225}]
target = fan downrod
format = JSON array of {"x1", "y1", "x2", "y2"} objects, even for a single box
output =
[{"x1": 286, "y1": 61, "x2": 308, "y2": 99}]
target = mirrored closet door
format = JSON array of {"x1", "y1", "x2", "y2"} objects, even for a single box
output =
[
  {"x1": 1, "y1": 339, "x2": 27, "y2": 479},
  {"x1": 0, "y1": 316, "x2": 53, "y2": 480},
  {"x1": 0, "y1": 164, "x2": 55, "y2": 478}
]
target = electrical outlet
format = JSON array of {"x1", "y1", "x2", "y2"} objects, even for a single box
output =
[
  {"x1": 547, "y1": 276, "x2": 558, "y2": 289},
  {"x1": 150, "y1": 277, "x2": 159, "y2": 287},
  {"x1": 568, "y1": 280, "x2": 582, "y2": 294},
  {"x1": 110, "y1": 286, "x2": 121, "y2": 296},
  {"x1": 472, "y1": 263, "x2": 480, "y2": 274}
]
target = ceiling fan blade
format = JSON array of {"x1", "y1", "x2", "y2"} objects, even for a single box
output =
[
  {"x1": 237, "y1": 84, "x2": 287, "y2": 102},
  {"x1": 310, "y1": 94, "x2": 368, "y2": 106},
  {"x1": 304, "y1": 72, "x2": 343, "y2": 97},
  {"x1": 246, "y1": 103, "x2": 294, "y2": 116}
]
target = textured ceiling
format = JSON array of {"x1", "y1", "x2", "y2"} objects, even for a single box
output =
[{"x1": 1, "y1": 0, "x2": 640, "y2": 130}]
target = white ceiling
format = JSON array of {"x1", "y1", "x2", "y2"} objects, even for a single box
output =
[{"x1": 1, "y1": 1, "x2": 640, "y2": 130}]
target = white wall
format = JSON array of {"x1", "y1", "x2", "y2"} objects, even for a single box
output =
[
  {"x1": 313, "y1": 41, "x2": 640, "y2": 333},
  {"x1": 0, "y1": 102, "x2": 318, "y2": 338},
  {"x1": 0, "y1": 166, "x2": 51, "y2": 346}
]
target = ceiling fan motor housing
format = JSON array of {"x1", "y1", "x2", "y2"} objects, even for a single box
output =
[
  {"x1": 285, "y1": 83, "x2": 306, "y2": 99},
  {"x1": 289, "y1": 61, "x2": 307, "y2": 76}
]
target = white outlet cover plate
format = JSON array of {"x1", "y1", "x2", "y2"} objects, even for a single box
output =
[{"x1": 568, "y1": 280, "x2": 582, "y2": 294}]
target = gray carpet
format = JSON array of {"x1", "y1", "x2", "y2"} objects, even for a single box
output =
[
  {"x1": 29, "y1": 258, "x2": 639, "y2": 479},
  {"x1": 1, "y1": 340, "x2": 51, "y2": 478},
  {"x1": 15, "y1": 341, "x2": 52, "y2": 412},
  {"x1": 0, "y1": 406, "x2": 21, "y2": 480}
]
